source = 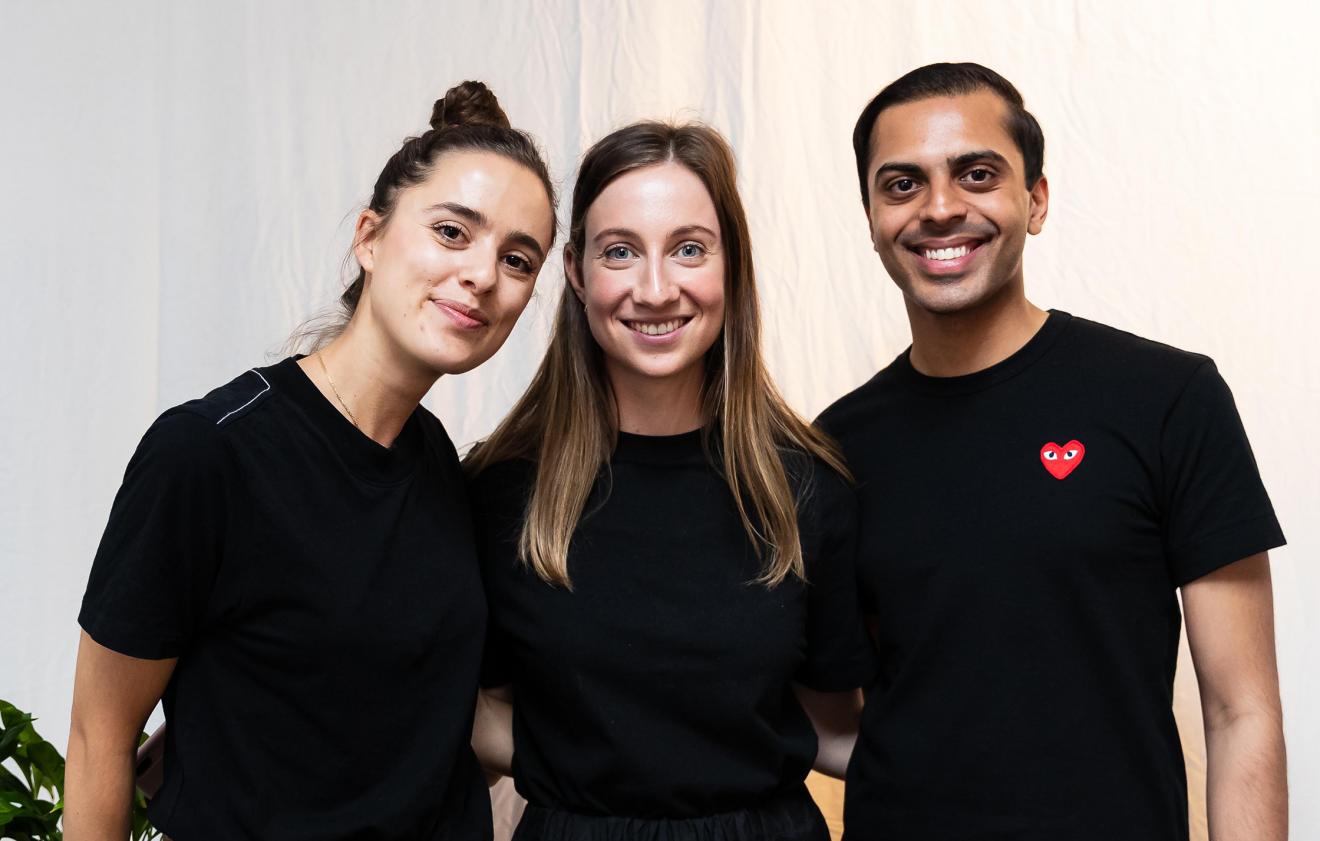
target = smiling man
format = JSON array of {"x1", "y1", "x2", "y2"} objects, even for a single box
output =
[{"x1": 817, "y1": 63, "x2": 1288, "y2": 840}]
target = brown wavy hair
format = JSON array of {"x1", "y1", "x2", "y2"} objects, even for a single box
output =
[{"x1": 467, "y1": 121, "x2": 849, "y2": 589}]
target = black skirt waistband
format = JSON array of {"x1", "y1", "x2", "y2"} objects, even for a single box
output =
[{"x1": 512, "y1": 784, "x2": 829, "y2": 841}]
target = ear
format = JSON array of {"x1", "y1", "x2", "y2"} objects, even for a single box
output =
[
  {"x1": 563, "y1": 247, "x2": 587, "y2": 305},
  {"x1": 353, "y1": 210, "x2": 382, "y2": 273},
  {"x1": 1027, "y1": 175, "x2": 1049, "y2": 236}
]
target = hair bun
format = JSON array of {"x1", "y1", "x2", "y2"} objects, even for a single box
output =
[{"x1": 430, "y1": 80, "x2": 511, "y2": 131}]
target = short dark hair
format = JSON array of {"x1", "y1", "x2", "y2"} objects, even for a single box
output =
[{"x1": 852, "y1": 62, "x2": 1045, "y2": 209}]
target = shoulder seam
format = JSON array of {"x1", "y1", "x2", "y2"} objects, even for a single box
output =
[{"x1": 216, "y1": 369, "x2": 271, "y2": 425}]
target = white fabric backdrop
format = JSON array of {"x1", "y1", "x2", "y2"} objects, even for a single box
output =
[{"x1": 2, "y1": 1, "x2": 1315, "y2": 836}]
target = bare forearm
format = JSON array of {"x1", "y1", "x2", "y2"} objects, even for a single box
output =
[
  {"x1": 793, "y1": 684, "x2": 862, "y2": 780},
  {"x1": 471, "y1": 690, "x2": 514, "y2": 779},
  {"x1": 813, "y1": 728, "x2": 857, "y2": 780},
  {"x1": 1205, "y1": 712, "x2": 1287, "y2": 841},
  {"x1": 62, "y1": 733, "x2": 135, "y2": 841}
]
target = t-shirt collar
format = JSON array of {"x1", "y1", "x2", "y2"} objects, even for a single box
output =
[
  {"x1": 265, "y1": 356, "x2": 424, "y2": 484},
  {"x1": 892, "y1": 309, "x2": 1073, "y2": 396}
]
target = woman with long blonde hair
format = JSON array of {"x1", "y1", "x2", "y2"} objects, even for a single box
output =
[{"x1": 468, "y1": 121, "x2": 874, "y2": 840}]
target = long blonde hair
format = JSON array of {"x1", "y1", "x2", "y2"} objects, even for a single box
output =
[{"x1": 467, "y1": 121, "x2": 848, "y2": 588}]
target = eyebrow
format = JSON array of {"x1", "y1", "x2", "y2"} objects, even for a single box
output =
[
  {"x1": 592, "y1": 227, "x2": 639, "y2": 246},
  {"x1": 873, "y1": 149, "x2": 1013, "y2": 182},
  {"x1": 508, "y1": 231, "x2": 546, "y2": 263},
  {"x1": 671, "y1": 224, "x2": 719, "y2": 241},
  {"x1": 426, "y1": 201, "x2": 487, "y2": 227},
  {"x1": 591, "y1": 224, "x2": 719, "y2": 245},
  {"x1": 426, "y1": 201, "x2": 546, "y2": 262},
  {"x1": 950, "y1": 149, "x2": 1010, "y2": 169}
]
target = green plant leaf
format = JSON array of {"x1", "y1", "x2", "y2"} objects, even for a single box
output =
[
  {"x1": 26, "y1": 741, "x2": 65, "y2": 796},
  {"x1": 0, "y1": 714, "x2": 34, "y2": 762},
  {"x1": 0, "y1": 700, "x2": 27, "y2": 728},
  {"x1": 0, "y1": 761, "x2": 33, "y2": 794}
]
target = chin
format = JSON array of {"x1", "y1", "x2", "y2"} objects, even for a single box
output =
[
  {"x1": 614, "y1": 354, "x2": 699, "y2": 383},
  {"x1": 904, "y1": 276, "x2": 1000, "y2": 316},
  {"x1": 415, "y1": 331, "x2": 499, "y2": 376}
]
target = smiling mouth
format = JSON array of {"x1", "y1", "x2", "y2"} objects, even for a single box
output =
[
  {"x1": 908, "y1": 239, "x2": 986, "y2": 263},
  {"x1": 625, "y1": 317, "x2": 691, "y2": 336},
  {"x1": 433, "y1": 299, "x2": 489, "y2": 329}
]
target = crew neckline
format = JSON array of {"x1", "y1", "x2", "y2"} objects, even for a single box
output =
[
  {"x1": 892, "y1": 310, "x2": 1073, "y2": 396},
  {"x1": 265, "y1": 356, "x2": 423, "y2": 484},
  {"x1": 612, "y1": 428, "x2": 709, "y2": 466}
]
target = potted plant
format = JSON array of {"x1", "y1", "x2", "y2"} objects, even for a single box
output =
[{"x1": 1, "y1": 699, "x2": 158, "y2": 840}]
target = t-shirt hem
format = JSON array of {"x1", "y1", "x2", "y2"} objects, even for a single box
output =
[
  {"x1": 1169, "y1": 515, "x2": 1287, "y2": 586},
  {"x1": 795, "y1": 659, "x2": 877, "y2": 693}
]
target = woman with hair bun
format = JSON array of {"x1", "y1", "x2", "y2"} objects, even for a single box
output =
[
  {"x1": 65, "y1": 81, "x2": 556, "y2": 840},
  {"x1": 468, "y1": 121, "x2": 874, "y2": 840}
]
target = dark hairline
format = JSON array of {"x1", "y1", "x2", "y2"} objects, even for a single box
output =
[{"x1": 853, "y1": 63, "x2": 1045, "y2": 210}]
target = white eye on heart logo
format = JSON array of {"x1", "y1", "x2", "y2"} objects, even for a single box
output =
[{"x1": 1040, "y1": 440, "x2": 1085, "y2": 480}]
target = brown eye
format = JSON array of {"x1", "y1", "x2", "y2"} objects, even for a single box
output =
[
  {"x1": 965, "y1": 169, "x2": 993, "y2": 183},
  {"x1": 503, "y1": 254, "x2": 533, "y2": 274},
  {"x1": 892, "y1": 178, "x2": 916, "y2": 192},
  {"x1": 434, "y1": 223, "x2": 465, "y2": 242}
]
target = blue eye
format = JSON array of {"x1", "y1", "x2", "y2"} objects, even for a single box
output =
[
  {"x1": 604, "y1": 245, "x2": 634, "y2": 261},
  {"x1": 676, "y1": 242, "x2": 705, "y2": 259}
]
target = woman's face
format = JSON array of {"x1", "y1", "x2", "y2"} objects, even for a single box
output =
[
  {"x1": 356, "y1": 149, "x2": 555, "y2": 376},
  {"x1": 569, "y1": 162, "x2": 725, "y2": 396}
]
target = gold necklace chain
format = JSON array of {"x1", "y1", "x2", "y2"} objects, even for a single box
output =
[{"x1": 316, "y1": 351, "x2": 360, "y2": 429}]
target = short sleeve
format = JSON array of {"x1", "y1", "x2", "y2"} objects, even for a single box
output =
[
  {"x1": 1160, "y1": 361, "x2": 1285, "y2": 585},
  {"x1": 78, "y1": 410, "x2": 230, "y2": 659},
  {"x1": 467, "y1": 459, "x2": 529, "y2": 688},
  {"x1": 480, "y1": 622, "x2": 515, "y2": 689},
  {"x1": 795, "y1": 465, "x2": 878, "y2": 691}
]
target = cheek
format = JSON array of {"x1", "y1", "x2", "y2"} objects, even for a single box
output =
[
  {"x1": 413, "y1": 244, "x2": 454, "y2": 279},
  {"x1": 700, "y1": 279, "x2": 725, "y2": 318},
  {"x1": 870, "y1": 207, "x2": 903, "y2": 240},
  {"x1": 692, "y1": 266, "x2": 726, "y2": 329},
  {"x1": 497, "y1": 282, "x2": 536, "y2": 325},
  {"x1": 583, "y1": 271, "x2": 631, "y2": 313}
]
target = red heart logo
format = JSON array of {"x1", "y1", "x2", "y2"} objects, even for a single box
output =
[{"x1": 1040, "y1": 440, "x2": 1085, "y2": 480}]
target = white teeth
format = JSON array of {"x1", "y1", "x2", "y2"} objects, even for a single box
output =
[
  {"x1": 629, "y1": 319, "x2": 684, "y2": 336},
  {"x1": 923, "y1": 245, "x2": 971, "y2": 261}
]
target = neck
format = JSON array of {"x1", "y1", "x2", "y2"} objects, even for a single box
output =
[
  {"x1": 906, "y1": 283, "x2": 1048, "y2": 378},
  {"x1": 298, "y1": 315, "x2": 438, "y2": 448},
  {"x1": 607, "y1": 362, "x2": 706, "y2": 436}
]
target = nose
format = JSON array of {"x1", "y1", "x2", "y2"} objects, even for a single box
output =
[
  {"x1": 459, "y1": 245, "x2": 498, "y2": 295},
  {"x1": 918, "y1": 177, "x2": 968, "y2": 227},
  {"x1": 631, "y1": 258, "x2": 680, "y2": 308}
]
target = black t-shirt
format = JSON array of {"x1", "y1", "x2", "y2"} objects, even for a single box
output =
[
  {"x1": 470, "y1": 430, "x2": 875, "y2": 819},
  {"x1": 817, "y1": 311, "x2": 1285, "y2": 841},
  {"x1": 79, "y1": 357, "x2": 492, "y2": 841}
]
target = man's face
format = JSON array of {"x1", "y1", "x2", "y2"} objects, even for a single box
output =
[{"x1": 864, "y1": 91, "x2": 1048, "y2": 316}]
